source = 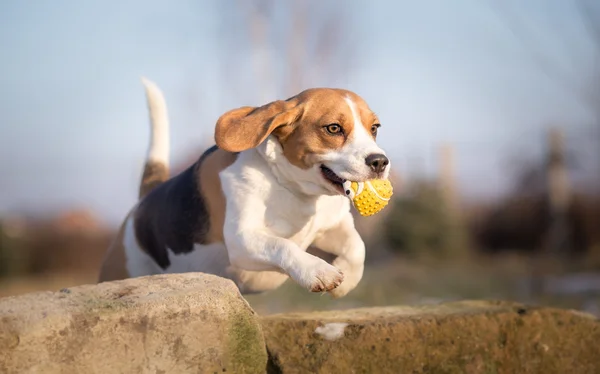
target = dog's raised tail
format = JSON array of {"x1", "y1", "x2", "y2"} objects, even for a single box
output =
[{"x1": 139, "y1": 77, "x2": 170, "y2": 199}]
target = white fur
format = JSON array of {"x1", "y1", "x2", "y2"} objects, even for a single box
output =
[
  {"x1": 312, "y1": 212, "x2": 366, "y2": 297},
  {"x1": 220, "y1": 140, "x2": 353, "y2": 294},
  {"x1": 123, "y1": 213, "x2": 163, "y2": 277},
  {"x1": 141, "y1": 77, "x2": 170, "y2": 165}
]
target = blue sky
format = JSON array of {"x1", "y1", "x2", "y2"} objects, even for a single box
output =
[{"x1": 0, "y1": 0, "x2": 597, "y2": 224}]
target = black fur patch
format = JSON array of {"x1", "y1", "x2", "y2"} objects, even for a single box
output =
[{"x1": 133, "y1": 145, "x2": 219, "y2": 269}]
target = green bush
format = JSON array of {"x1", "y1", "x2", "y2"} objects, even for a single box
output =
[
  {"x1": 383, "y1": 181, "x2": 470, "y2": 259},
  {"x1": 0, "y1": 222, "x2": 29, "y2": 279}
]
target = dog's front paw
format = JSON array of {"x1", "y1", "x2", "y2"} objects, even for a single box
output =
[
  {"x1": 290, "y1": 259, "x2": 344, "y2": 293},
  {"x1": 310, "y1": 264, "x2": 344, "y2": 292},
  {"x1": 327, "y1": 257, "x2": 364, "y2": 299}
]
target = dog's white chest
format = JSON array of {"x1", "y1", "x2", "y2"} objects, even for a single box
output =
[
  {"x1": 264, "y1": 187, "x2": 349, "y2": 249},
  {"x1": 220, "y1": 147, "x2": 351, "y2": 251}
]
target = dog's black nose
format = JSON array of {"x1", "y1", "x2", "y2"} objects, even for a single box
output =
[{"x1": 365, "y1": 153, "x2": 389, "y2": 174}]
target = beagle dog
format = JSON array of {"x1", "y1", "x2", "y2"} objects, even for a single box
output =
[{"x1": 98, "y1": 78, "x2": 390, "y2": 298}]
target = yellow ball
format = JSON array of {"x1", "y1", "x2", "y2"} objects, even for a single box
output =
[{"x1": 343, "y1": 179, "x2": 393, "y2": 217}]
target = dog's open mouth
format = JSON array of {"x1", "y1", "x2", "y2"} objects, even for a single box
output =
[{"x1": 320, "y1": 165, "x2": 346, "y2": 193}]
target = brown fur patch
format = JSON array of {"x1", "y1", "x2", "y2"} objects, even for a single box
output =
[
  {"x1": 214, "y1": 88, "x2": 380, "y2": 170},
  {"x1": 98, "y1": 214, "x2": 131, "y2": 282},
  {"x1": 277, "y1": 89, "x2": 379, "y2": 169},
  {"x1": 198, "y1": 148, "x2": 239, "y2": 243},
  {"x1": 132, "y1": 147, "x2": 217, "y2": 269},
  {"x1": 139, "y1": 161, "x2": 169, "y2": 198}
]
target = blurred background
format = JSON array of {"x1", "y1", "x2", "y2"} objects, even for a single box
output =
[{"x1": 1, "y1": 0, "x2": 599, "y2": 316}]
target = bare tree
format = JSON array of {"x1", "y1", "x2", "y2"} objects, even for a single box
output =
[
  {"x1": 215, "y1": 0, "x2": 354, "y2": 105},
  {"x1": 490, "y1": 1, "x2": 600, "y2": 292},
  {"x1": 174, "y1": 1, "x2": 356, "y2": 169},
  {"x1": 489, "y1": 1, "x2": 600, "y2": 108},
  {"x1": 489, "y1": 0, "x2": 600, "y2": 190}
]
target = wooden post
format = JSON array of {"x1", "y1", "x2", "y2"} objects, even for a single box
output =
[
  {"x1": 530, "y1": 127, "x2": 573, "y2": 297},
  {"x1": 545, "y1": 127, "x2": 571, "y2": 255},
  {"x1": 436, "y1": 143, "x2": 469, "y2": 258},
  {"x1": 438, "y1": 143, "x2": 459, "y2": 219}
]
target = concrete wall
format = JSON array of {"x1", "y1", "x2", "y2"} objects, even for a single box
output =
[{"x1": 1, "y1": 273, "x2": 599, "y2": 373}]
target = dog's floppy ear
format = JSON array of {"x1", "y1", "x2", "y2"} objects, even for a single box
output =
[{"x1": 215, "y1": 100, "x2": 302, "y2": 152}]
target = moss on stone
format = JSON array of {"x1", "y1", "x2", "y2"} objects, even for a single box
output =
[{"x1": 227, "y1": 308, "x2": 268, "y2": 373}]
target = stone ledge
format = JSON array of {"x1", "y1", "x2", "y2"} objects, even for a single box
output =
[
  {"x1": 1, "y1": 274, "x2": 599, "y2": 374},
  {"x1": 0, "y1": 273, "x2": 267, "y2": 374},
  {"x1": 261, "y1": 300, "x2": 600, "y2": 374}
]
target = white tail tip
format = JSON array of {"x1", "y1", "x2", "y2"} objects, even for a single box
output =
[{"x1": 140, "y1": 76, "x2": 170, "y2": 165}]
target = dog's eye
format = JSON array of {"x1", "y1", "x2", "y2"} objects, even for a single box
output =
[
  {"x1": 325, "y1": 124, "x2": 342, "y2": 135},
  {"x1": 371, "y1": 124, "x2": 380, "y2": 136}
]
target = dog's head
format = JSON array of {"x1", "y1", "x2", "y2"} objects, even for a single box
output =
[{"x1": 214, "y1": 88, "x2": 390, "y2": 196}]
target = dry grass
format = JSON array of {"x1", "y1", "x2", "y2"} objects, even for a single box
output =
[
  {"x1": 0, "y1": 272, "x2": 98, "y2": 298},
  {"x1": 1, "y1": 254, "x2": 598, "y2": 318},
  {"x1": 247, "y1": 254, "x2": 600, "y2": 315}
]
